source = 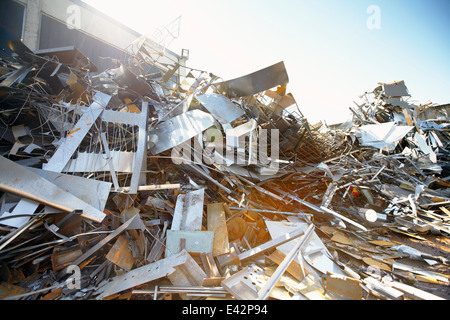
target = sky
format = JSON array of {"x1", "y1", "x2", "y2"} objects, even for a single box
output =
[{"x1": 82, "y1": 0, "x2": 450, "y2": 125}]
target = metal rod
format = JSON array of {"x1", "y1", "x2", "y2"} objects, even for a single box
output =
[
  {"x1": 320, "y1": 206, "x2": 368, "y2": 232},
  {"x1": 0, "y1": 215, "x2": 42, "y2": 252},
  {"x1": 4, "y1": 284, "x2": 62, "y2": 300},
  {"x1": 257, "y1": 224, "x2": 315, "y2": 300},
  {"x1": 228, "y1": 206, "x2": 313, "y2": 217}
]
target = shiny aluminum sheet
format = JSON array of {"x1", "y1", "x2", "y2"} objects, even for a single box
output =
[
  {"x1": 195, "y1": 93, "x2": 244, "y2": 125},
  {"x1": 148, "y1": 109, "x2": 215, "y2": 154},
  {"x1": 0, "y1": 156, "x2": 106, "y2": 223}
]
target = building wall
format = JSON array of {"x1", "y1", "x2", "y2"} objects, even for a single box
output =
[
  {"x1": 4, "y1": 0, "x2": 185, "y2": 73},
  {"x1": 38, "y1": 13, "x2": 132, "y2": 71},
  {"x1": 14, "y1": 0, "x2": 138, "y2": 51}
]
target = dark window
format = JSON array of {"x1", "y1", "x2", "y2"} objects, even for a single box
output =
[{"x1": 0, "y1": 0, "x2": 25, "y2": 55}]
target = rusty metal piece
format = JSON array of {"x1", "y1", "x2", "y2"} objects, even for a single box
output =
[
  {"x1": 0, "y1": 282, "x2": 29, "y2": 300},
  {"x1": 226, "y1": 217, "x2": 247, "y2": 242},
  {"x1": 216, "y1": 246, "x2": 241, "y2": 268},
  {"x1": 105, "y1": 235, "x2": 135, "y2": 271},
  {"x1": 200, "y1": 252, "x2": 224, "y2": 287},
  {"x1": 51, "y1": 246, "x2": 83, "y2": 273},
  {"x1": 40, "y1": 287, "x2": 63, "y2": 300},
  {"x1": 101, "y1": 213, "x2": 120, "y2": 231},
  {"x1": 207, "y1": 203, "x2": 230, "y2": 256}
]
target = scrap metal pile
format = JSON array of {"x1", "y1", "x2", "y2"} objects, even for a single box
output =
[{"x1": 0, "y1": 39, "x2": 449, "y2": 300}]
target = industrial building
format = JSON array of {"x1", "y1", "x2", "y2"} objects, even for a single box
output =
[{"x1": 0, "y1": 0, "x2": 187, "y2": 73}]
